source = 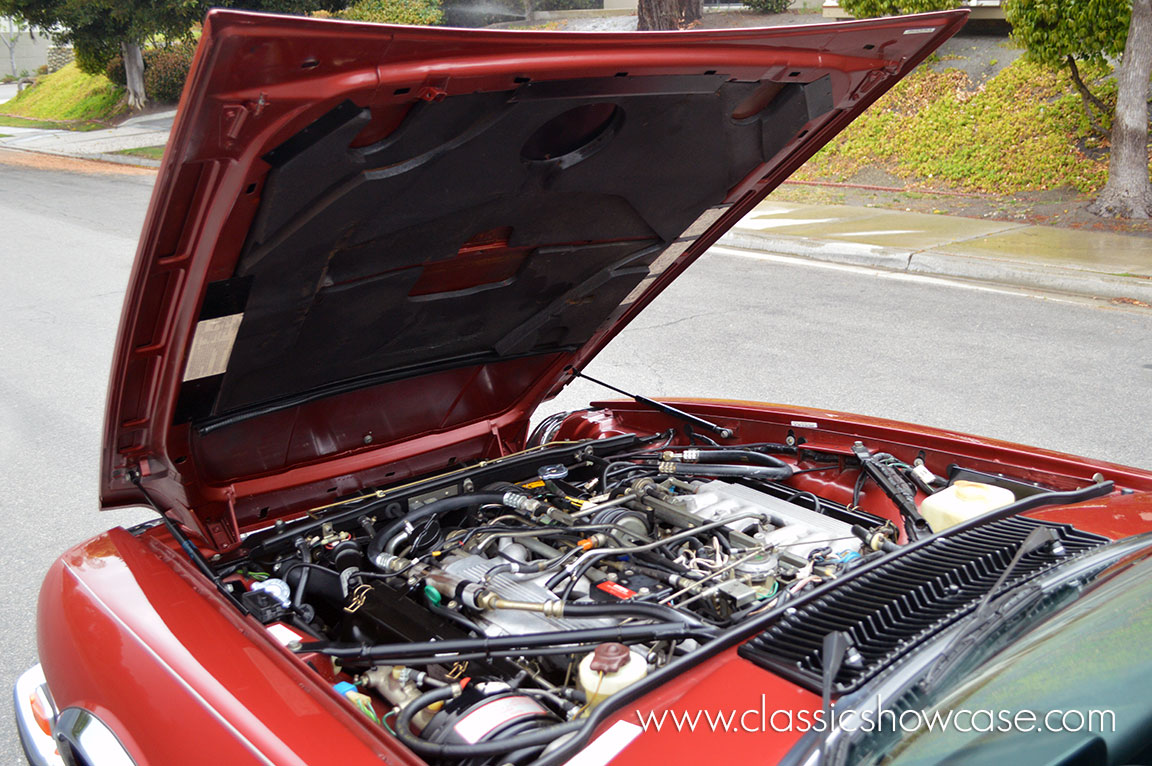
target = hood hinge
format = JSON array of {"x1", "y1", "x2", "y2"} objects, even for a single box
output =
[
  {"x1": 489, "y1": 421, "x2": 508, "y2": 457},
  {"x1": 202, "y1": 488, "x2": 241, "y2": 551}
]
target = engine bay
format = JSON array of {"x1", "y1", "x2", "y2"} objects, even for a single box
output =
[{"x1": 205, "y1": 408, "x2": 1105, "y2": 764}]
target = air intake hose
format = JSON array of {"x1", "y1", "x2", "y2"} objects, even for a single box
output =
[
  {"x1": 658, "y1": 448, "x2": 793, "y2": 480},
  {"x1": 366, "y1": 490, "x2": 539, "y2": 568}
]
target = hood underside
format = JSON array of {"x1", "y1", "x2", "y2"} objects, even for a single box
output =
[{"x1": 101, "y1": 9, "x2": 966, "y2": 549}]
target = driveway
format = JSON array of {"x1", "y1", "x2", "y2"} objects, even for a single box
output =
[{"x1": 0, "y1": 82, "x2": 19, "y2": 105}]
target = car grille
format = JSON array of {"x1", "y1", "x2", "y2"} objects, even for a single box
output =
[{"x1": 737, "y1": 516, "x2": 1109, "y2": 693}]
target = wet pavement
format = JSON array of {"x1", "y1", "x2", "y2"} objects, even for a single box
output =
[
  {"x1": 937, "y1": 226, "x2": 1152, "y2": 276},
  {"x1": 737, "y1": 202, "x2": 1029, "y2": 249},
  {"x1": 721, "y1": 200, "x2": 1152, "y2": 302}
]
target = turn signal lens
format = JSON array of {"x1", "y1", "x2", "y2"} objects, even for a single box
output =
[{"x1": 29, "y1": 689, "x2": 53, "y2": 737}]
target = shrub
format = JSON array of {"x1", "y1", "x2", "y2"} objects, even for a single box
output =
[
  {"x1": 74, "y1": 44, "x2": 117, "y2": 77},
  {"x1": 105, "y1": 55, "x2": 126, "y2": 87},
  {"x1": 839, "y1": 0, "x2": 958, "y2": 16},
  {"x1": 143, "y1": 44, "x2": 195, "y2": 104},
  {"x1": 341, "y1": 0, "x2": 444, "y2": 25},
  {"x1": 795, "y1": 59, "x2": 1112, "y2": 194},
  {"x1": 107, "y1": 48, "x2": 165, "y2": 89},
  {"x1": 106, "y1": 44, "x2": 195, "y2": 103},
  {"x1": 744, "y1": 0, "x2": 790, "y2": 12}
]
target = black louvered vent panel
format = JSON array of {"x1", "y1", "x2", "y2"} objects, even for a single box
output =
[{"x1": 738, "y1": 516, "x2": 1108, "y2": 694}]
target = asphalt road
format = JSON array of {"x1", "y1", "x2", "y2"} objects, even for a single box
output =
[{"x1": 2, "y1": 156, "x2": 1151, "y2": 764}]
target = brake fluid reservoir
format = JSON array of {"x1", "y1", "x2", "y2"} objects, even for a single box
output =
[
  {"x1": 919, "y1": 480, "x2": 1016, "y2": 532},
  {"x1": 578, "y1": 643, "x2": 647, "y2": 710}
]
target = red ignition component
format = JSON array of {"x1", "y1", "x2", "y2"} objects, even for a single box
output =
[{"x1": 596, "y1": 581, "x2": 638, "y2": 600}]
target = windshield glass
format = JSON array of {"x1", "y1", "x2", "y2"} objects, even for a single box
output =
[{"x1": 850, "y1": 546, "x2": 1152, "y2": 766}]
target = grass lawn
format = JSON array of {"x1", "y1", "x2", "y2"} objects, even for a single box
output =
[
  {"x1": 1, "y1": 63, "x2": 126, "y2": 126},
  {"x1": 0, "y1": 114, "x2": 107, "y2": 130},
  {"x1": 795, "y1": 59, "x2": 1114, "y2": 195},
  {"x1": 113, "y1": 145, "x2": 166, "y2": 160}
]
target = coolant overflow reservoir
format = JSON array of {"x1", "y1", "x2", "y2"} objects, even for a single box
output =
[
  {"x1": 578, "y1": 643, "x2": 648, "y2": 711},
  {"x1": 919, "y1": 480, "x2": 1016, "y2": 532}
]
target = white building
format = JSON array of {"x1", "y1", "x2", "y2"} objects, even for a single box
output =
[{"x1": 1, "y1": 17, "x2": 52, "y2": 78}]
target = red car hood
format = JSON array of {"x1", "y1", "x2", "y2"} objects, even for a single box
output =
[{"x1": 101, "y1": 8, "x2": 966, "y2": 549}]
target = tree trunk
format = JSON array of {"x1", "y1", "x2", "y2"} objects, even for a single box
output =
[
  {"x1": 1089, "y1": 0, "x2": 1152, "y2": 219},
  {"x1": 680, "y1": 0, "x2": 702, "y2": 26},
  {"x1": 2, "y1": 21, "x2": 19, "y2": 77},
  {"x1": 1065, "y1": 55, "x2": 1108, "y2": 136},
  {"x1": 121, "y1": 41, "x2": 147, "y2": 111},
  {"x1": 638, "y1": 0, "x2": 679, "y2": 30}
]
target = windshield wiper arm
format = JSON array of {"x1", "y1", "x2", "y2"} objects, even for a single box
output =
[
  {"x1": 922, "y1": 525, "x2": 1065, "y2": 687},
  {"x1": 817, "y1": 630, "x2": 862, "y2": 762}
]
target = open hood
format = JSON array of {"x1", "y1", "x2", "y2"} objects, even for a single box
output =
[{"x1": 101, "y1": 8, "x2": 966, "y2": 549}]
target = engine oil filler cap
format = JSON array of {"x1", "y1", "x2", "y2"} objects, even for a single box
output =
[{"x1": 589, "y1": 642, "x2": 631, "y2": 673}]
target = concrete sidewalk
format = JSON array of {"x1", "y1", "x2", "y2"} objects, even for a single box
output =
[
  {"x1": 719, "y1": 201, "x2": 1152, "y2": 304},
  {"x1": 0, "y1": 109, "x2": 174, "y2": 166}
]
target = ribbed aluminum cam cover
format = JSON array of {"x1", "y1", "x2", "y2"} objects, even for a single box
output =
[{"x1": 679, "y1": 480, "x2": 857, "y2": 564}]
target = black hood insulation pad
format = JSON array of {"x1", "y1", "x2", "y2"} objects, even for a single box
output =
[{"x1": 187, "y1": 74, "x2": 834, "y2": 420}]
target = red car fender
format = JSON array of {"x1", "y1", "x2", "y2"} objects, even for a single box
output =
[
  {"x1": 37, "y1": 526, "x2": 419, "y2": 766},
  {"x1": 587, "y1": 647, "x2": 820, "y2": 764}
]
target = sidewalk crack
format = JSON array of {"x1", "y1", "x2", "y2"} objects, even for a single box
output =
[
  {"x1": 903, "y1": 223, "x2": 1032, "y2": 270},
  {"x1": 931, "y1": 222, "x2": 1033, "y2": 249}
]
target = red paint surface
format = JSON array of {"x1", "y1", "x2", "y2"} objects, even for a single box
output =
[
  {"x1": 599, "y1": 648, "x2": 821, "y2": 763},
  {"x1": 37, "y1": 527, "x2": 420, "y2": 765}
]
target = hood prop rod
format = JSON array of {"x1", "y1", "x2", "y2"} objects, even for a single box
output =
[
  {"x1": 128, "y1": 467, "x2": 249, "y2": 615},
  {"x1": 573, "y1": 371, "x2": 733, "y2": 439}
]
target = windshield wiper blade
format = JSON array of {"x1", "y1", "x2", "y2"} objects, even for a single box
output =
[{"x1": 922, "y1": 526, "x2": 1065, "y2": 687}]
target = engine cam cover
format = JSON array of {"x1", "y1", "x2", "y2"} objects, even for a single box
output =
[{"x1": 678, "y1": 480, "x2": 855, "y2": 565}]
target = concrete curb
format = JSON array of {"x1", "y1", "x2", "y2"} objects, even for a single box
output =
[
  {"x1": 718, "y1": 229, "x2": 913, "y2": 271},
  {"x1": 0, "y1": 129, "x2": 166, "y2": 163},
  {"x1": 118, "y1": 109, "x2": 177, "y2": 128},
  {"x1": 91, "y1": 152, "x2": 161, "y2": 168},
  {"x1": 0, "y1": 142, "x2": 161, "y2": 170},
  {"x1": 717, "y1": 229, "x2": 1152, "y2": 304},
  {"x1": 908, "y1": 251, "x2": 1152, "y2": 303}
]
